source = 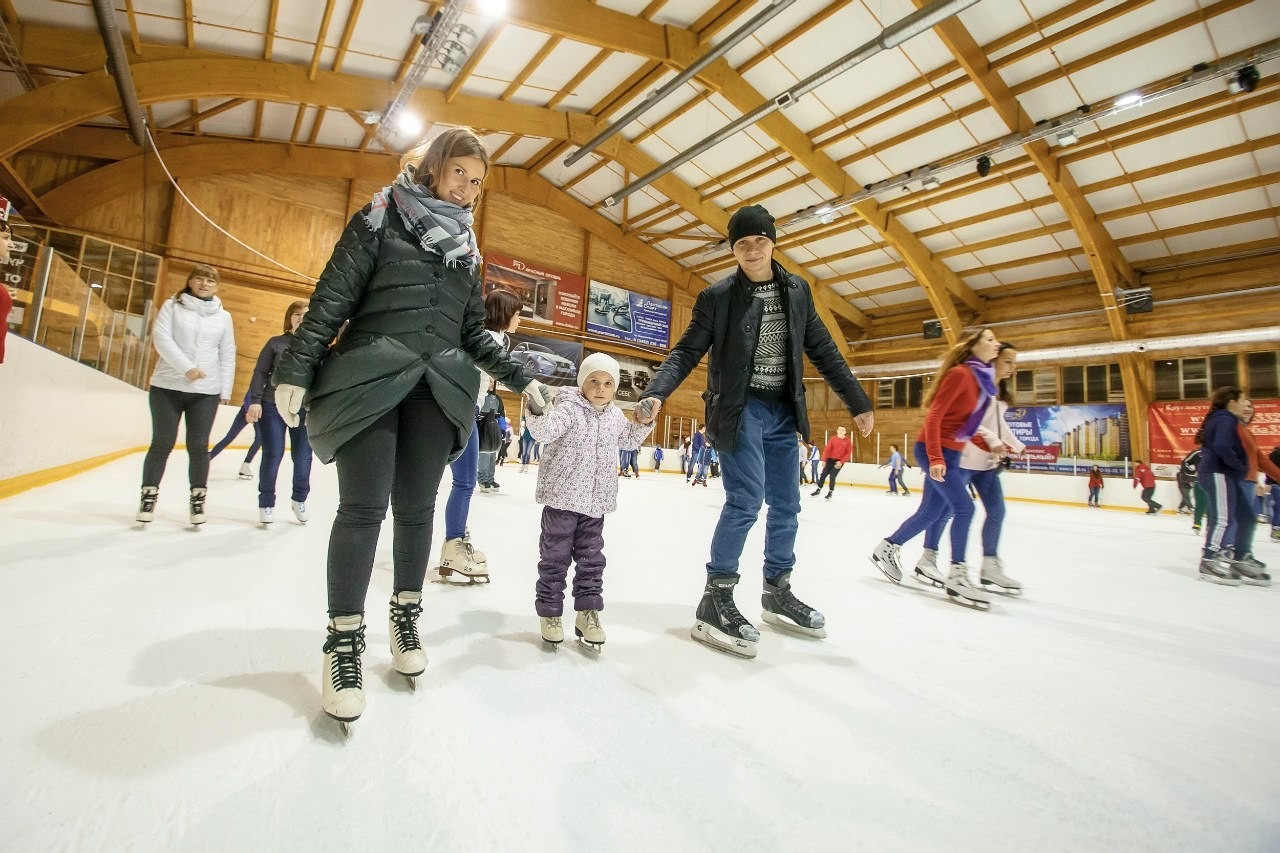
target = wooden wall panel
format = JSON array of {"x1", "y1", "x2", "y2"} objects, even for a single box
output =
[
  {"x1": 66, "y1": 182, "x2": 172, "y2": 252},
  {"x1": 482, "y1": 192, "x2": 585, "y2": 274},
  {"x1": 585, "y1": 235, "x2": 669, "y2": 300},
  {"x1": 12, "y1": 150, "x2": 105, "y2": 197}
]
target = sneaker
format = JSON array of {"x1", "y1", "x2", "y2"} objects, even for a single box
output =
[
  {"x1": 238, "y1": 462, "x2": 254, "y2": 480},
  {"x1": 824, "y1": 491, "x2": 832, "y2": 500},
  {"x1": 870, "y1": 539, "x2": 903, "y2": 584},
  {"x1": 761, "y1": 570, "x2": 826, "y2": 638},
  {"x1": 259, "y1": 506, "x2": 274, "y2": 525},
  {"x1": 189, "y1": 488, "x2": 207, "y2": 525},
  {"x1": 1192, "y1": 522, "x2": 1202, "y2": 533},
  {"x1": 136, "y1": 487, "x2": 159, "y2": 523},
  {"x1": 291, "y1": 500, "x2": 308, "y2": 523},
  {"x1": 810, "y1": 488, "x2": 821, "y2": 497}
]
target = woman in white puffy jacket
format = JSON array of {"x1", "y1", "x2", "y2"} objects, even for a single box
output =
[{"x1": 136, "y1": 264, "x2": 236, "y2": 525}]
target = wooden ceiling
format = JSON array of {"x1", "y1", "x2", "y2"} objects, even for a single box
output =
[{"x1": 1, "y1": 0, "x2": 1278, "y2": 361}]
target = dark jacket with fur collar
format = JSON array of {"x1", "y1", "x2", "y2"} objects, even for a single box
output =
[{"x1": 642, "y1": 261, "x2": 871, "y2": 452}]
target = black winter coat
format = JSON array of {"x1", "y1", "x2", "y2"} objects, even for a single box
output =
[
  {"x1": 642, "y1": 262, "x2": 871, "y2": 452},
  {"x1": 273, "y1": 204, "x2": 535, "y2": 463}
]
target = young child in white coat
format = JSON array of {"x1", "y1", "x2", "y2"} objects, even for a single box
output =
[{"x1": 524, "y1": 352, "x2": 653, "y2": 649}]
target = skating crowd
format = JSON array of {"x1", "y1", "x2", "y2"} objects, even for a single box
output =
[{"x1": 125, "y1": 128, "x2": 1277, "y2": 731}]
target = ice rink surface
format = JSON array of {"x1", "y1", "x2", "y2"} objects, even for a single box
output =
[{"x1": 2, "y1": 452, "x2": 1278, "y2": 853}]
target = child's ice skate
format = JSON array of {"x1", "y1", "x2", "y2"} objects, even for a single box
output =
[
  {"x1": 322, "y1": 614, "x2": 366, "y2": 737},
  {"x1": 913, "y1": 548, "x2": 945, "y2": 588},
  {"x1": 575, "y1": 610, "x2": 605, "y2": 652},
  {"x1": 691, "y1": 574, "x2": 760, "y2": 658},
  {"x1": 761, "y1": 570, "x2": 826, "y2": 638},
  {"x1": 434, "y1": 530, "x2": 489, "y2": 584},
  {"x1": 539, "y1": 616, "x2": 563, "y2": 648},
  {"x1": 388, "y1": 591, "x2": 427, "y2": 687}
]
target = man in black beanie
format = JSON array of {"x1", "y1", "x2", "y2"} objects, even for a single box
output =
[{"x1": 636, "y1": 203, "x2": 874, "y2": 659}]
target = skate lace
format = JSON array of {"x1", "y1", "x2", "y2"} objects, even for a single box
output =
[
  {"x1": 713, "y1": 587, "x2": 750, "y2": 628},
  {"x1": 772, "y1": 587, "x2": 814, "y2": 621},
  {"x1": 582, "y1": 610, "x2": 601, "y2": 631},
  {"x1": 323, "y1": 625, "x2": 366, "y2": 689},
  {"x1": 190, "y1": 492, "x2": 206, "y2": 514},
  {"x1": 141, "y1": 493, "x2": 158, "y2": 511},
  {"x1": 389, "y1": 601, "x2": 423, "y2": 652}
]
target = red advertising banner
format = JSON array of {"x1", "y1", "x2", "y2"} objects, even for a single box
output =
[
  {"x1": 483, "y1": 251, "x2": 585, "y2": 331},
  {"x1": 1148, "y1": 399, "x2": 1280, "y2": 465}
]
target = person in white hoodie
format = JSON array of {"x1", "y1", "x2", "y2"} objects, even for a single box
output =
[
  {"x1": 525, "y1": 352, "x2": 653, "y2": 650},
  {"x1": 136, "y1": 264, "x2": 236, "y2": 525}
]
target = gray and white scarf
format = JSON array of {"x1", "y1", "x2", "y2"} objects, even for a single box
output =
[{"x1": 363, "y1": 171, "x2": 480, "y2": 270}]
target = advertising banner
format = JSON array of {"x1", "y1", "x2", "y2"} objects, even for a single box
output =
[
  {"x1": 586, "y1": 280, "x2": 671, "y2": 348},
  {"x1": 508, "y1": 331, "x2": 583, "y2": 388},
  {"x1": 1004, "y1": 403, "x2": 1131, "y2": 474},
  {"x1": 583, "y1": 348, "x2": 664, "y2": 410},
  {"x1": 483, "y1": 251, "x2": 584, "y2": 331},
  {"x1": 1149, "y1": 399, "x2": 1280, "y2": 467}
]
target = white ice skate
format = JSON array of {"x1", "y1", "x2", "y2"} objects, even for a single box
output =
[
  {"x1": 259, "y1": 506, "x2": 274, "y2": 525},
  {"x1": 870, "y1": 539, "x2": 904, "y2": 584},
  {"x1": 189, "y1": 488, "x2": 207, "y2": 526},
  {"x1": 136, "y1": 487, "x2": 158, "y2": 524},
  {"x1": 434, "y1": 531, "x2": 490, "y2": 584},
  {"x1": 539, "y1": 616, "x2": 563, "y2": 647},
  {"x1": 291, "y1": 500, "x2": 309, "y2": 524},
  {"x1": 238, "y1": 462, "x2": 253, "y2": 480},
  {"x1": 913, "y1": 548, "x2": 945, "y2": 589},
  {"x1": 979, "y1": 556, "x2": 1022, "y2": 595},
  {"x1": 945, "y1": 562, "x2": 991, "y2": 611},
  {"x1": 322, "y1": 614, "x2": 366, "y2": 736},
  {"x1": 388, "y1": 591, "x2": 427, "y2": 687},
  {"x1": 575, "y1": 610, "x2": 605, "y2": 652}
]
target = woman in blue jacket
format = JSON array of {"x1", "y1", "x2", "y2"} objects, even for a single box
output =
[{"x1": 1197, "y1": 386, "x2": 1251, "y2": 584}]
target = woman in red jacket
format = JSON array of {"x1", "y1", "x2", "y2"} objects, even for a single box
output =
[
  {"x1": 870, "y1": 327, "x2": 1002, "y2": 609},
  {"x1": 810, "y1": 425, "x2": 852, "y2": 500}
]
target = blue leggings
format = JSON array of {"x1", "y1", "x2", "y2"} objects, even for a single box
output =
[
  {"x1": 923, "y1": 466, "x2": 1005, "y2": 558},
  {"x1": 887, "y1": 443, "x2": 976, "y2": 564}
]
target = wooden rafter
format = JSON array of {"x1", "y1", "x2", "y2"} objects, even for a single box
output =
[
  {"x1": 307, "y1": 0, "x2": 338, "y2": 81},
  {"x1": 445, "y1": 24, "x2": 504, "y2": 103},
  {"x1": 330, "y1": 0, "x2": 363, "y2": 73},
  {"x1": 502, "y1": 36, "x2": 561, "y2": 101},
  {"x1": 122, "y1": 0, "x2": 142, "y2": 55},
  {"x1": 164, "y1": 98, "x2": 247, "y2": 132}
]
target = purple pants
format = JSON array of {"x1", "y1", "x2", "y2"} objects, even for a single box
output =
[{"x1": 536, "y1": 506, "x2": 606, "y2": 617}]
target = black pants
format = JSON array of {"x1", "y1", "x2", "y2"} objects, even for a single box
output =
[
  {"x1": 1140, "y1": 486, "x2": 1160, "y2": 512},
  {"x1": 814, "y1": 459, "x2": 842, "y2": 493},
  {"x1": 327, "y1": 381, "x2": 453, "y2": 616},
  {"x1": 142, "y1": 386, "x2": 220, "y2": 489}
]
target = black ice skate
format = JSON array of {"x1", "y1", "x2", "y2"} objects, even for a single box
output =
[
  {"x1": 1199, "y1": 550, "x2": 1241, "y2": 586},
  {"x1": 1230, "y1": 552, "x2": 1271, "y2": 587},
  {"x1": 761, "y1": 571, "x2": 827, "y2": 638},
  {"x1": 692, "y1": 574, "x2": 760, "y2": 658}
]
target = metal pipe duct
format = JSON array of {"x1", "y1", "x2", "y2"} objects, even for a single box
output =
[
  {"x1": 565, "y1": 0, "x2": 796, "y2": 168},
  {"x1": 91, "y1": 0, "x2": 147, "y2": 146},
  {"x1": 850, "y1": 324, "x2": 1280, "y2": 379},
  {"x1": 603, "y1": 0, "x2": 983, "y2": 207}
]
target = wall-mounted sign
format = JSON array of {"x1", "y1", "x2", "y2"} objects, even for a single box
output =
[
  {"x1": 586, "y1": 280, "x2": 670, "y2": 349},
  {"x1": 583, "y1": 348, "x2": 664, "y2": 410},
  {"x1": 483, "y1": 251, "x2": 584, "y2": 331},
  {"x1": 1004, "y1": 403, "x2": 1131, "y2": 474},
  {"x1": 508, "y1": 331, "x2": 583, "y2": 388},
  {"x1": 1149, "y1": 399, "x2": 1280, "y2": 467}
]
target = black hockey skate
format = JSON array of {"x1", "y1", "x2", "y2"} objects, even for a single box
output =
[
  {"x1": 1231, "y1": 552, "x2": 1271, "y2": 587},
  {"x1": 692, "y1": 574, "x2": 760, "y2": 658},
  {"x1": 1198, "y1": 550, "x2": 1241, "y2": 586},
  {"x1": 761, "y1": 571, "x2": 827, "y2": 638}
]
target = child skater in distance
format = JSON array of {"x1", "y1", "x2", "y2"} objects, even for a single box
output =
[{"x1": 524, "y1": 353, "x2": 653, "y2": 651}]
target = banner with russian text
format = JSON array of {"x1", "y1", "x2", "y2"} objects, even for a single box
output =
[
  {"x1": 1149, "y1": 399, "x2": 1280, "y2": 467},
  {"x1": 1004, "y1": 403, "x2": 1131, "y2": 475},
  {"x1": 586, "y1": 280, "x2": 671, "y2": 349},
  {"x1": 483, "y1": 251, "x2": 584, "y2": 331}
]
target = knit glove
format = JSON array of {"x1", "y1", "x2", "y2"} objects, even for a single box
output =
[
  {"x1": 276, "y1": 384, "x2": 306, "y2": 428},
  {"x1": 524, "y1": 380, "x2": 552, "y2": 415}
]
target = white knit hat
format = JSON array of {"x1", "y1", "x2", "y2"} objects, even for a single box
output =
[{"x1": 577, "y1": 352, "x2": 620, "y2": 388}]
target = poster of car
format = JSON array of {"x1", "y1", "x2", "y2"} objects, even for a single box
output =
[
  {"x1": 586, "y1": 280, "x2": 671, "y2": 348},
  {"x1": 508, "y1": 331, "x2": 583, "y2": 388},
  {"x1": 483, "y1": 251, "x2": 584, "y2": 330},
  {"x1": 583, "y1": 348, "x2": 664, "y2": 410}
]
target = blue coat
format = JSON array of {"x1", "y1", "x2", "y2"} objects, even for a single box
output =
[{"x1": 1197, "y1": 408, "x2": 1247, "y2": 482}]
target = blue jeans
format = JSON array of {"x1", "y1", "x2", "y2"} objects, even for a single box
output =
[
  {"x1": 257, "y1": 401, "x2": 312, "y2": 507},
  {"x1": 922, "y1": 467, "x2": 1005, "y2": 558},
  {"x1": 707, "y1": 395, "x2": 801, "y2": 580},
  {"x1": 209, "y1": 403, "x2": 261, "y2": 463},
  {"x1": 444, "y1": 414, "x2": 480, "y2": 540},
  {"x1": 888, "y1": 442, "x2": 976, "y2": 564}
]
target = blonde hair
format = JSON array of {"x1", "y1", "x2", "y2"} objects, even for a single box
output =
[
  {"x1": 400, "y1": 127, "x2": 491, "y2": 212},
  {"x1": 921, "y1": 327, "x2": 995, "y2": 409}
]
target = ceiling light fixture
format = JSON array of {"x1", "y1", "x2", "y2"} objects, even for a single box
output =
[
  {"x1": 1114, "y1": 92, "x2": 1144, "y2": 109},
  {"x1": 1227, "y1": 64, "x2": 1261, "y2": 94},
  {"x1": 1055, "y1": 128, "x2": 1079, "y2": 146},
  {"x1": 474, "y1": 0, "x2": 509, "y2": 16},
  {"x1": 921, "y1": 173, "x2": 941, "y2": 190}
]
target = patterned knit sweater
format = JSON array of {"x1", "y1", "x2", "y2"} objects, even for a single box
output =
[{"x1": 748, "y1": 277, "x2": 788, "y2": 392}]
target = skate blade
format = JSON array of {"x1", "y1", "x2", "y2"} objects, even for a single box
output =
[
  {"x1": 869, "y1": 555, "x2": 903, "y2": 585},
  {"x1": 691, "y1": 622, "x2": 758, "y2": 658},
  {"x1": 541, "y1": 637, "x2": 562, "y2": 649},
  {"x1": 946, "y1": 589, "x2": 991, "y2": 610},
  {"x1": 761, "y1": 611, "x2": 827, "y2": 639},
  {"x1": 575, "y1": 638, "x2": 603, "y2": 653},
  {"x1": 1199, "y1": 574, "x2": 1242, "y2": 586},
  {"x1": 1240, "y1": 577, "x2": 1273, "y2": 587},
  {"x1": 980, "y1": 582, "x2": 1023, "y2": 596},
  {"x1": 913, "y1": 568, "x2": 944, "y2": 589}
]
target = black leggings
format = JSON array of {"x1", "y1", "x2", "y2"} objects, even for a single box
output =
[
  {"x1": 814, "y1": 459, "x2": 842, "y2": 492},
  {"x1": 327, "y1": 381, "x2": 454, "y2": 616},
  {"x1": 142, "y1": 386, "x2": 220, "y2": 489}
]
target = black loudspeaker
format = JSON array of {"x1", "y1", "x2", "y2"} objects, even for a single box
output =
[
  {"x1": 1121, "y1": 287, "x2": 1153, "y2": 315},
  {"x1": 923, "y1": 320, "x2": 943, "y2": 339}
]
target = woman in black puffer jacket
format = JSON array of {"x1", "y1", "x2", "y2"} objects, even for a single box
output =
[{"x1": 272, "y1": 128, "x2": 550, "y2": 729}]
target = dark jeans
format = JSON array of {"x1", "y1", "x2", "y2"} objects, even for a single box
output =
[
  {"x1": 1202, "y1": 473, "x2": 1253, "y2": 557},
  {"x1": 1139, "y1": 486, "x2": 1159, "y2": 512},
  {"x1": 535, "y1": 506, "x2": 605, "y2": 617},
  {"x1": 1177, "y1": 481, "x2": 1194, "y2": 511},
  {"x1": 209, "y1": 403, "x2": 261, "y2": 463},
  {"x1": 924, "y1": 466, "x2": 1004, "y2": 558},
  {"x1": 708, "y1": 394, "x2": 800, "y2": 580},
  {"x1": 888, "y1": 469, "x2": 909, "y2": 494},
  {"x1": 1088, "y1": 485, "x2": 1101, "y2": 505},
  {"x1": 257, "y1": 401, "x2": 312, "y2": 508},
  {"x1": 1193, "y1": 483, "x2": 1207, "y2": 526},
  {"x1": 887, "y1": 443, "x2": 976, "y2": 565},
  {"x1": 445, "y1": 417, "x2": 479, "y2": 539},
  {"x1": 327, "y1": 381, "x2": 453, "y2": 616},
  {"x1": 142, "y1": 386, "x2": 220, "y2": 489},
  {"x1": 814, "y1": 459, "x2": 842, "y2": 493}
]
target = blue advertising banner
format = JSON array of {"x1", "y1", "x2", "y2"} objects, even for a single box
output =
[
  {"x1": 586, "y1": 280, "x2": 671, "y2": 348},
  {"x1": 1004, "y1": 403, "x2": 1132, "y2": 475}
]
